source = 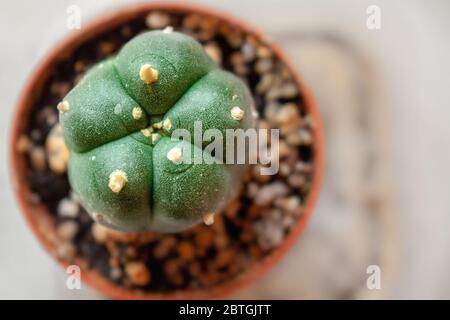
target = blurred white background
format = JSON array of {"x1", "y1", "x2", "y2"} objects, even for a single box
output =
[{"x1": 1, "y1": 0, "x2": 450, "y2": 299}]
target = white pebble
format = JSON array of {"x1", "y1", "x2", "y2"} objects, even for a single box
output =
[
  {"x1": 241, "y1": 42, "x2": 256, "y2": 62},
  {"x1": 254, "y1": 182, "x2": 289, "y2": 206},
  {"x1": 145, "y1": 12, "x2": 170, "y2": 29},
  {"x1": 57, "y1": 198, "x2": 79, "y2": 218},
  {"x1": 255, "y1": 219, "x2": 284, "y2": 250}
]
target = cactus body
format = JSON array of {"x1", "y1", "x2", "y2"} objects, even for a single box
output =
[{"x1": 59, "y1": 31, "x2": 254, "y2": 232}]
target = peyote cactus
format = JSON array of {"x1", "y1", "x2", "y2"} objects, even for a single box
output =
[{"x1": 58, "y1": 29, "x2": 254, "y2": 233}]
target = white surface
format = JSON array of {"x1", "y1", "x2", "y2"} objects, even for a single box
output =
[{"x1": 1, "y1": 0, "x2": 450, "y2": 299}]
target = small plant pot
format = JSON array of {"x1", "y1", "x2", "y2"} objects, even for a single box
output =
[{"x1": 10, "y1": 2, "x2": 324, "y2": 299}]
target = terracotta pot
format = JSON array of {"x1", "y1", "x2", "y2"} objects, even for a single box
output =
[{"x1": 9, "y1": 2, "x2": 324, "y2": 299}]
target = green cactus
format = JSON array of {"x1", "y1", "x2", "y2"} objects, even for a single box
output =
[{"x1": 58, "y1": 30, "x2": 254, "y2": 233}]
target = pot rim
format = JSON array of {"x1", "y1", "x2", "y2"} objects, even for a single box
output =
[{"x1": 9, "y1": 1, "x2": 324, "y2": 300}]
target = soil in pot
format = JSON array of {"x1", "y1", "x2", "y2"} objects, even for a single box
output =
[{"x1": 15, "y1": 9, "x2": 317, "y2": 295}]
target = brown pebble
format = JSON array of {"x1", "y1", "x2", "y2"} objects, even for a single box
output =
[
  {"x1": 229, "y1": 52, "x2": 244, "y2": 66},
  {"x1": 215, "y1": 249, "x2": 236, "y2": 269},
  {"x1": 121, "y1": 25, "x2": 132, "y2": 37},
  {"x1": 246, "y1": 182, "x2": 259, "y2": 198},
  {"x1": 256, "y1": 74, "x2": 275, "y2": 94},
  {"x1": 92, "y1": 223, "x2": 154, "y2": 244},
  {"x1": 199, "y1": 17, "x2": 219, "y2": 32},
  {"x1": 224, "y1": 199, "x2": 241, "y2": 219},
  {"x1": 106, "y1": 242, "x2": 120, "y2": 258},
  {"x1": 50, "y1": 82, "x2": 70, "y2": 97},
  {"x1": 281, "y1": 215, "x2": 296, "y2": 228},
  {"x1": 252, "y1": 164, "x2": 272, "y2": 183},
  {"x1": 164, "y1": 259, "x2": 183, "y2": 285},
  {"x1": 194, "y1": 17, "x2": 218, "y2": 41},
  {"x1": 285, "y1": 130, "x2": 301, "y2": 145},
  {"x1": 240, "y1": 223, "x2": 254, "y2": 243},
  {"x1": 164, "y1": 259, "x2": 181, "y2": 275},
  {"x1": 198, "y1": 270, "x2": 220, "y2": 287},
  {"x1": 214, "y1": 233, "x2": 229, "y2": 250},
  {"x1": 177, "y1": 241, "x2": 196, "y2": 261},
  {"x1": 280, "y1": 65, "x2": 293, "y2": 80},
  {"x1": 30, "y1": 129, "x2": 41, "y2": 142},
  {"x1": 109, "y1": 257, "x2": 120, "y2": 268},
  {"x1": 57, "y1": 242, "x2": 76, "y2": 261},
  {"x1": 110, "y1": 267, "x2": 122, "y2": 280},
  {"x1": 125, "y1": 262, "x2": 151, "y2": 286},
  {"x1": 91, "y1": 223, "x2": 109, "y2": 243},
  {"x1": 256, "y1": 45, "x2": 272, "y2": 58},
  {"x1": 248, "y1": 205, "x2": 263, "y2": 219},
  {"x1": 16, "y1": 134, "x2": 30, "y2": 153},
  {"x1": 249, "y1": 244, "x2": 265, "y2": 259},
  {"x1": 219, "y1": 24, "x2": 243, "y2": 48},
  {"x1": 233, "y1": 63, "x2": 249, "y2": 76},
  {"x1": 195, "y1": 228, "x2": 215, "y2": 250},
  {"x1": 46, "y1": 124, "x2": 69, "y2": 174},
  {"x1": 56, "y1": 220, "x2": 78, "y2": 241},
  {"x1": 188, "y1": 261, "x2": 202, "y2": 277},
  {"x1": 74, "y1": 61, "x2": 85, "y2": 73},
  {"x1": 213, "y1": 218, "x2": 228, "y2": 237},
  {"x1": 36, "y1": 106, "x2": 57, "y2": 127},
  {"x1": 125, "y1": 246, "x2": 137, "y2": 258},
  {"x1": 30, "y1": 146, "x2": 46, "y2": 171},
  {"x1": 136, "y1": 232, "x2": 158, "y2": 244},
  {"x1": 182, "y1": 14, "x2": 202, "y2": 30},
  {"x1": 204, "y1": 42, "x2": 222, "y2": 64},
  {"x1": 27, "y1": 192, "x2": 40, "y2": 205},
  {"x1": 278, "y1": 141, "x2": 292, "y2": 159},
  {"x1": 98, "y1": 41, "x2": 115, "y2": 55},
  {"x1": 254, "y1": 58, "x2": 273, "y2": 74},
  {"x1": 153, "y1": 236, "x2": 176, "y2": 259},
  {"x1": 287, "y1": 173, "x2": 307, "y2": 188}
]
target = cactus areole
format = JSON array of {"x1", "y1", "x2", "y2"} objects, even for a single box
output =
[{"x1": 59, "y1": 30, "x2": 254, "y2": 232}]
